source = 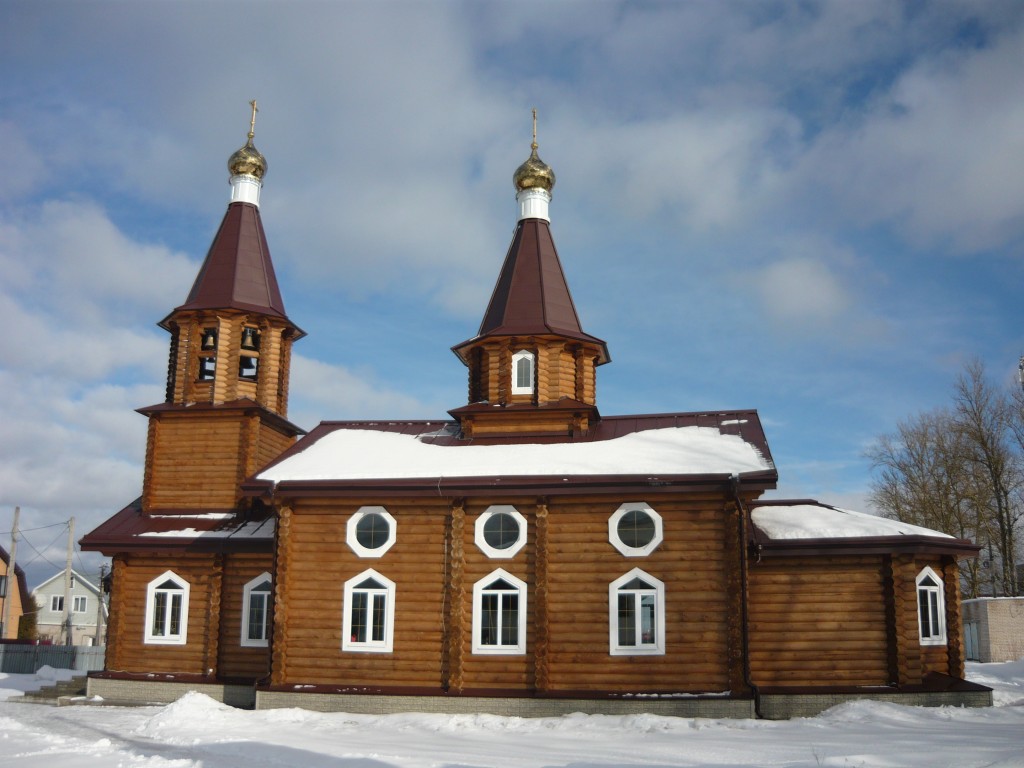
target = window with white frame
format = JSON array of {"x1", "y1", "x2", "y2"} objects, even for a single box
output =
[
  {"x1": 346, "y1": 506, "x2": 397, "y2": 558},
  {"x1": 73, "y1": 595, "x2": 88, "y2": 613},
  {"x1": 342, "y1": 569, "x2": 395, "y2": 653},
  {"x1": 608, "y1": 502, "x2": 664, "y2": 557},
  {"x1": 511, "y1": 350, "x2": 535, "y2": 395},
  {"x1": 916, "y1": 566, "x2": 947, "y2": 645},
  {"x1": 609, "y1": 569, "x2": 665, "y2": 655},
  {"x1": 472, "y1": 568, "x2": 527, "y2": 654},
  {"x1": 144, "y1": 571, "x2": 190, "y2": 645},
  {"x1": 50, "y1": 595, "x2": 64, "y2": 612},
  {"x1": 475, "y1": 505, "x2": 527, "y2": 559},
  {"x1": 241, "y1": 573, "x2": 272, "y2": 647}
]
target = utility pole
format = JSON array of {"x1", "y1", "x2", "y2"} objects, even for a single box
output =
[
  {"x1": 94, "y1": 563, "x2": 107, "y2": 646},
  {"x1": 62, "y1": 517, "x2": 74, "y2": 645},
  {"x1": 1, "y1": 507, "x2": 19, "y2": 639}
]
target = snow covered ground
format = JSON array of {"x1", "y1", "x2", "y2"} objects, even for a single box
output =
[{"x1": 1, "y1": 662, "x2": 1022, "y2": 767}]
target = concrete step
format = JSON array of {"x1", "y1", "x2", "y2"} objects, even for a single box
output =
[{"x1": 16, "y1": 675, "x2": 88, "y2": 706}]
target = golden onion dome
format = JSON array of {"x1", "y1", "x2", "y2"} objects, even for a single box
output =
[
  {"x1": 513, "y1": 142, "x2": 555, "y2": 193},
  {"x1": 228, "y1": 100, "x2": 267, "y2": 179},
  {"x1": 228, "y1": 136, "x2": 267, "y2": 180}
]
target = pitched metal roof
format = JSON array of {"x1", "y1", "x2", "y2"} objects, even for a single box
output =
[
  {"x1": 160, "y1": 202, "x2": 294, "y2": 328},
  {"x1": 79, "y1": 498, "x2": 275, "y2": 555},
  {"x1": 242, "y1": 409, "x2": 778, "y2": 498},
  {"x1": 453, "y1": 218, "x2": 609, "y2": 362}
]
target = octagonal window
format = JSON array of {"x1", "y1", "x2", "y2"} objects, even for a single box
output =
[
  {"x1": 609, "y1": 503, "x2": 663, "y2": 557},
  {"x1": 346, "y1": 506, "x2": 397, "y2": 558},
  {"x1": 475, "y1": 506, "x2": 527, "y2": 559}
]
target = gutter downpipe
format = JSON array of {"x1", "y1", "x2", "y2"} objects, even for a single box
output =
[{"x1": 730, "y1": 474, "x2": 763, "y2": 719}]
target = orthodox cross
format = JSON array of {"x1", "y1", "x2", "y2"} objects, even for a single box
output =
[{"x1": 248, "y1": 99, "x2": 258, "y2": 140}]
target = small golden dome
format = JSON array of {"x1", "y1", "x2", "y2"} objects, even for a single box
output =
[
  {"x1": 228, "y1": 136, "x2": 267, "y2": 180},
  {"x1": 513, "y1": 144, "x2": 555, "y2": 193},
  {"x1": 513, "y1": 108, "x2": 554, "y2": 193},
  {"x1": 228, "y1": 99, "x2": 267, "y2": 179}
]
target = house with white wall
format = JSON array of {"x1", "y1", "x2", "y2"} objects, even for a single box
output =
[{"x1": 32, "y1": 569, "x2": 107, "y2": 646}]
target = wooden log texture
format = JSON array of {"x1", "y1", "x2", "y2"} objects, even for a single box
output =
[
  {"x1": 269, "y1": 494, "x2": 740, "y2": 694},
  {"x1": 217, "y1": 553, "x2": 274, "y2": 679},
  {"x1": 748, "y1": 555, "x2": 891, "y2": 687},
  {"x1": 104, "y1": 553, "x2": 217, "y2": 675}
]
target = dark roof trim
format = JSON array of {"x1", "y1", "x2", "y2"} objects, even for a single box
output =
[
  {"x1": 137, "y1": 399, "x2": 305, "y2": 438},
  {"x1": 242, "y1": 470, "x2": 778, "y2": 500},
  {"x1": 750, "y1": 529, "x2": 981, "y2": 558}
]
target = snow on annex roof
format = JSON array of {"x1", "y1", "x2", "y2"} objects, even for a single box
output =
[
  {"x1": 751, "y1": 503, "x2": 953, "y2": 541},
  {"x1": 256, "y1": 415, "x2": 775, "y2": 486}
]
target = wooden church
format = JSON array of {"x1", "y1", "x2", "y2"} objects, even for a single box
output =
[{"x1": 81, "y1": 109, "x2": 990, "y2": 718}]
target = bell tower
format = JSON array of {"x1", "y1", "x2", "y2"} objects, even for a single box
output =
[
  {"x1": 451, "y1": 111, "x2": 609, "y2": 438},
  {"x1": 141, "y1": 103, "x2": 304, "y2": 514}
]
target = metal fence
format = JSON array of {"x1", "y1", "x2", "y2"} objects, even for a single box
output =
[{"x1": 0, "y1": 643, "x2": 105, "y2": 674}]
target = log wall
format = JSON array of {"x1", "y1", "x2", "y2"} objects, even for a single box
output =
[
  {"x1": 272, "y1": 491, "x2": 739, "y2": 695},
  {"x1": 144, "y1": 411, "x2": 296, "y2": 511},
  {"x1": 104, "y1": 553, "x2": 218, "y2": 675},
  {"x1": 747, "y1": 555, "x2": 891, "y2": 687},
  {"x1": 217, "y1": 552, "x2": 274, "y2": 679}
]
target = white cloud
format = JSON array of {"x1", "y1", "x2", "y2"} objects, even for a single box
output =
[{"x1": 799, "y1": 22, "x2": 1024, "y2": 252}]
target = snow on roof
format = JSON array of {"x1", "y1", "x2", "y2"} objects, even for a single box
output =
[
  {"x1": 138, "y1": 519, "x2": 274, "y2": 540},
  {"x1": 258, "y1": 426, "x2": 772, "y2": 483},
  {"x1": 752, "y1": 504, "x2": 953, "y2": 541}
]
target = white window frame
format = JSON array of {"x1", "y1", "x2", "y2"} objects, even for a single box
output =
[
  {"x1": 346, "y1": 506, "x2": 397, "y2": 558},
  {"x1": 144, "y1": 570, "x2": 190, "y2": 645},
  {"x1": 609, "y1": 568, "x2": 666, "y2": 656},
  {"x1": 50, "y1": 595, "x2": 64, "y2": 612},
  {"x1": 608, "y1": 502, "x2": 664, "y2": 557},
  {"x1": 475, "y1": 505, "x2": 528, "y2": 559},
  {"x1": 916, "y1": 566, "x2": 947, "y2": 646},
  {"x1": 511, "y1": 349, "x2": 535, "y2": 395},
  {"x1": 72, "y1": 595, "x2": 88, "y2": 613},
  {"x1": 342, "y1": 569, "x2": 396, "y2": 653},
  {"x1": 241, "y1": 572, "x2": 273, "y2": 648},
  {"x1": 472, "y1": 568, "x2": 527, "y2": 655}
]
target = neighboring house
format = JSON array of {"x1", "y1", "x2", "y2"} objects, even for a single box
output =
[
  {"x1": 80, "y1": 114, "x2": 989, "y2": 718},
  {"x1": 963, "y1": 597, "x2": 1024, "y2": 662},
  {"x1": 32, "y1": 569, "x2": 108, "y2": 646},
  {"x1": 0, "y1": 544, "x2": 29, "y2": 640}
]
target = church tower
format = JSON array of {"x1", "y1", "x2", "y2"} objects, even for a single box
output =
[
  {"x1": 451, "y1": 112, "x2": 609, "y2": 437},
  {"x1": 142, "y1": 103, "x2": 304, "y2": 514}
]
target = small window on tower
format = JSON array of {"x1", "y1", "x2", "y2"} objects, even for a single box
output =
[
  {"x1": 198, "y1": 328, "x2": 217, "y2": 381},
  {"x1": 239, "y1": 356, "x2": 259, "y2": 380},
  {"x1": 239, "y1": 326, "x2": 261, "y2": 380},
  {"x1": 511, "y1": 350, "x2": 535, "y2": 395}
]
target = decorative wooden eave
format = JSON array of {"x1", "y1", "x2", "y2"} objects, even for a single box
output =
[
  {"x1": 159, "y1": 201, "x2": 304, "y2": 339},
  {"x1": 452, "y1": 218, "x2": 608, "y2": 364}
]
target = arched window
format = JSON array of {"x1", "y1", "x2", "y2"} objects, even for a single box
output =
[
  {"x1": 241, "y1": 573, "x2": 272, "y2": 647},
  {"x1": 511, "y1": 350, "x2": 535, "y2": 395},
  {"x1": 144, "y1": 571, "x2": 190, "y2": 645},
  {"x1": 342, "y1": 569, "x2": 396, "y2": 653},
  {"x1": 472, "y1": 569, "x2": 527, "y2": 654},
  {"x1": 916, "y1": 566, "x2": 947, "y2": 645},
  {"x1": 609, "y1": 569, "x2": 665, "y2": 655}
]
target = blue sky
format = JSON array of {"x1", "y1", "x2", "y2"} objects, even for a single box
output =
[{"x1": 2, "y1": 0, "x2": 1024, "y2": 589}]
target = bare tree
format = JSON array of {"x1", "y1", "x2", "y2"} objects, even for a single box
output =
[{"x1": 867, "y1": 359, "x2": 1023, "y2": 597}]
